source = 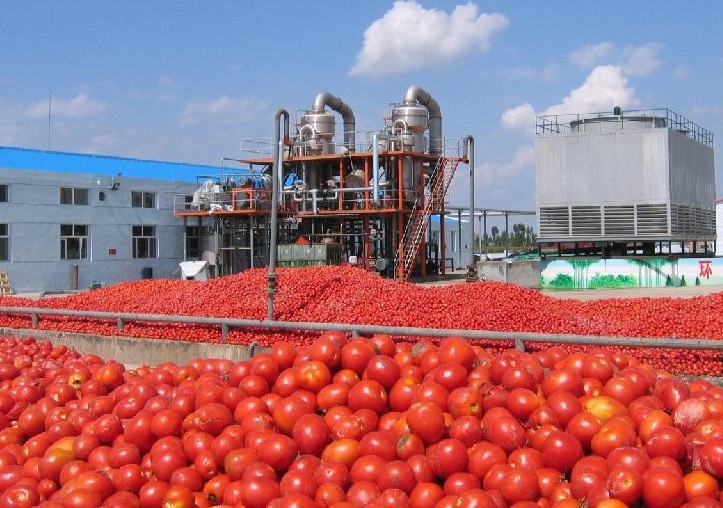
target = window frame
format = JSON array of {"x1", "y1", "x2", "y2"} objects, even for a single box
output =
[
  {"x1": 0, "y1": 223, "x2": 8, "y2": 261},
  {"x1": 185, "y1": 225, "x2": 201, "y2": 259},
  {"x1": 60, "y1": 187, "x2": 89, "y2": 205},
  {"x1": 132, "y1": 225, "x2": 157, "y2": 259},
  {"x1": 131, "y1": 191, "x2": 156, "y2": 209},
  {"x1": 60, "y1": 224, "x2": 89, "y2": 260}
]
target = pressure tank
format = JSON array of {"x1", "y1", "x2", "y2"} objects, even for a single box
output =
[
  {"x1": 298, "y1": 110, "x2": 336, "y2": 154},
  {"x1": 392, "y1": 103, "x2": 428, "y2": 133}
]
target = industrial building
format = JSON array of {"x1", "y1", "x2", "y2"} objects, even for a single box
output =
[
  {"x1": 535, "y1": 108, "x2": 715, "y2": 257},
  {"x1": 174, "y1": 86, "x2": 474, "y2": 281},
  {"x1": 0, "y1": 148, "x2": 207, "y2": 293}
]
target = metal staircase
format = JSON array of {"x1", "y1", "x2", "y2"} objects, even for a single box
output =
[{"x1": 394, "y1": 156, "x2": 460, "y2": 280}]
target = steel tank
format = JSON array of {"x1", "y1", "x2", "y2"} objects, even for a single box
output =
[
  {"x1": 298, "y1": 110, "x2": 336, "y2": 155},
  {"x1": 392, "y1": 102, "x2": 427, "y2": 192}
]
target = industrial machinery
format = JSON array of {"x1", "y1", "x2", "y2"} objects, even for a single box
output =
[
  {"x1": 535, "y1": 108, "x2": 716, "y2": 258},
  {"x1": 175, "y1": 86, "x2": 469, "y2": 280}
]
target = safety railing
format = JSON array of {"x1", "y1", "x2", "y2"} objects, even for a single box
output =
[{"x1": 1, "y1": 305, "x2": 722, "y2": 353}]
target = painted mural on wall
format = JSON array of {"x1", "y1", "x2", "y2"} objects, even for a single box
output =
[{"x1": 540, "y1": 258, "x2": 722, "y2": 289}]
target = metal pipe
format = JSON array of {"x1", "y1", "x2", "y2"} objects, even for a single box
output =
[
  {"x1": 312, "y1": 92, "x2": 356, "y2": 152},
  {"x1": 267, "y1": 108, "x2": 289, "y2": 321},
  {"x1": 403, "y1": 85, "x2": 442, "y2": 154},
  {"x1": 372, "y1": 133, "x2": 387, "y2": 206},
  {"x1": 2, "y1": 305, "x2": 722, "y2": 352},
  {"x1": 464, "y1": 136, "x2": 475, "y2": 269}
]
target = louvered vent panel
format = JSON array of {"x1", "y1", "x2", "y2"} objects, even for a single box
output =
[
  {"x1": 636, "y1": 204, "x2": 669, "y2": 235},
  {"x1": 539, "y1": 207, "x2": 569, "y2": 237},
  {"x1": 603, "y1": 206, "x2": 635, "y2": 235},
  {"x1": 571, "y1": 206, "x2": 601, "y2": 236}
]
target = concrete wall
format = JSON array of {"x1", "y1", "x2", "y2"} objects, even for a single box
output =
[
  {"x1": 0, "y1": 327, "x2": 257, "y2": 366},
  {"x1": 476, "y1": 259, "x2": 541, "y2": 288}
]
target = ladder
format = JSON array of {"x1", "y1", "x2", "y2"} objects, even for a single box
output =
[
  {"x1": 0, "y1": 271, "x2": 12, "y2": 296},
  {"x1": 394, "y1": 156, "x2": 460, "y2": 281}
]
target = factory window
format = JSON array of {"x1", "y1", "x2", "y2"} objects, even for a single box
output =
[
  {"x1": 60, "y1": 224, "x2": 88, "y2": 260},
  {"x1": 131, "y1": 191, "x2": 156, "y2": 209},
  {"x1": 132, "y1": 225, "x2": 157, "y2": 258},
  {"x1": 0, "y1": 224, "x2": 8, "y2": 261},
  {"x1": 186, "y1": 225, "x2": 201, "y2": 259},
  {"x1": 0, "y1": 184, "x2": 7, "y2": 202},
  {"x1": 60, "y1": 187, "x2": 88, "y2": 205}
]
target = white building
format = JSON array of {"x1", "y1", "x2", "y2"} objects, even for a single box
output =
[{"x1": 0, "y1": 147, "x2": 213, "y2": 293}]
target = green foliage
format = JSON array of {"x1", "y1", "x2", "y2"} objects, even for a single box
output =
[
  {"x1": 588, "y1": 273, "x2": 637, "y2": 289},
  {"x1": 548, "y1": 273, "x2": 574, "y2": 289}
]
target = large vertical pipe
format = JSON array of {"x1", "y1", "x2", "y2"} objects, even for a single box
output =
[
  {"x1": 464, "y1": 135, "x2": 476, "y2": 278},
  {"x1": 371, "y1": 133, "x2": 385, "y2": 207},
  {"x1": 267, "y1": 109, "x2": 289, "y2": 321}
]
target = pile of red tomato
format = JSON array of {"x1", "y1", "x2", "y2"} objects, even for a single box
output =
[
  {"x1": 0, "y1": 265, "x2": 722, "y2": 375},
  {"x1": 1, "y1": 332, "x2": 723, "y2": 508}
]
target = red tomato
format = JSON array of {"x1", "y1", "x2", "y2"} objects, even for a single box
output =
[
  {"x1": 405, "y1": 401, "x2": 446, "y2": 445},
  {"x1": 347, "y1": 379, "x2": 388, "y2": 414},
  {"x1": 642, "y1": 466, "x2": 686, "y2": 508},
  {"x1": 541, "y1": 430, "x2": 584, "y2": 474},
  {"x1": 291, "y1": 413, "x2": 330, "y2": 456},
  {"x1": 427, "y1": 438, "x2": 468, "y2": 479},
  {"x1": 364, "y1": 355, "x2": 401, "y2": 390}
]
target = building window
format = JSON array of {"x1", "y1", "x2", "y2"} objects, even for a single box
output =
[
  {"x1": 0, "y1": 184, "x2": 7, "y2": 203},
  {"x1": 132, "y1": 191, "x2": 156, "y2": 208},
  {"x1": 60, "y1": 224, "x2": 88, "y2": 260},
  {"x1": 186, "y1": 225, "x2": 201, "y2": 259},
  {"x1": 0, "y1": 224, "x2": 8, "y2": 261},
  {"x1": 60, "y1": 187, "x2": 88, "y2": 205},
  {"x1": 132, "y1": 225, "x2": 157, "y2": 258}
]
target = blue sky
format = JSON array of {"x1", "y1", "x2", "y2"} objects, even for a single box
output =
[{"x1": 1, "y1": 1, "x2": 721, "y2": 215}]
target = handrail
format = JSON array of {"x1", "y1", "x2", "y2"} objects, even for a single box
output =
[{"x1": 1, "y1": 305, "x2": 721, "y2": 352}]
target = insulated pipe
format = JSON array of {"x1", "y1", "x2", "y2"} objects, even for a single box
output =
[
  {"x1": 371, "y1": 133, "x2": 387, "y2": 207},
  {"x1": 267, "y1": 108, "x2": 289, "y2": 321},
  {"x1": 403, "y1": 85, "x2": 442, "y2": 154},
  {"x1": 464, "y1": 135, "x2": 475, "y2": 270},
  {"x1": 312, "y1": 92, "x2": 356, "y2": 152}
]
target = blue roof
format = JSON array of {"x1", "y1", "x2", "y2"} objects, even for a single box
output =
[
  {"x1": 0, "y1": 145, "x2": 230, "y2": 182},
  {"x1": 430, "y1": 215, "x2": 469, "y2": 223}
]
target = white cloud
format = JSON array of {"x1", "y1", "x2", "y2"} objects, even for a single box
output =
[
  {"x1": 178, "y1": 95, "x2": 267, "y2": 127},
  {"x1": 501, "y1": 103, "x2": 536, "y2": 131},
  {"x1": 502, "y1": 65, "x2": 640, "y2": 135},
  {"x1": 569, "y1": 42, "x2": 615, "y2": 69},
  {"x1": 476, "y1": 144, "x2": 535, "y2": 184},
  {"x1": 545, "y1": 65, "x2": 639, "y2": 116},
  {"x1": 27, "y1": 93, "x2": 106, "y2": 119},
  {"x1": 349, "y1": 1, "x2": 508, "y2": 77},
  {"x1": 569, "y1": 42, "x2": 663, "y2": 77},
  {"x1": 620, "y1": 43, "x2": 663, "y2": 76}
]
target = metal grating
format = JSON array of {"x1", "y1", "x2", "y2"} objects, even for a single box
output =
[
  {"x1": 539, "y1": 207, "x2": 570, "y2": 237},
  {"x1": 571, "y1": 206, "x2": 601, "y2": 236},
  {"x1": 636, "y1": 204, "x2": 669, "y2": 235},
  {"x1": 603, "y1": 206, "x2": 635, "y2": 236}
]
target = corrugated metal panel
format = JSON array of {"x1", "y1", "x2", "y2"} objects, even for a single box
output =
[
  {"x1": 535, "y1": 124, "x2": 716, "y2": 243},
  {"x1": 536, "y1": 129, "x2": 670, "y2": 207}
]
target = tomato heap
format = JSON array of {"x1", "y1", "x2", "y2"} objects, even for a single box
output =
[
  {"x1": 1, "y1": 266, "x2": 722, "y2": 376},
  {"x1": 1, "y1": 332, "x2": 723, "y2": 508}
]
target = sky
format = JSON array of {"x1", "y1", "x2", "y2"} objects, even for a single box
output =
[{"x1": 1, "y1": 1, "x2": 722, "y2": 218}]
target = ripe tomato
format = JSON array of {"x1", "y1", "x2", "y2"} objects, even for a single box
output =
[
  {"x1": 642, "y1": 466, "x2": 686, "y2": 508},
  {"x1": 405, "y1": 401, "x2": 446, "y2": 445}
]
